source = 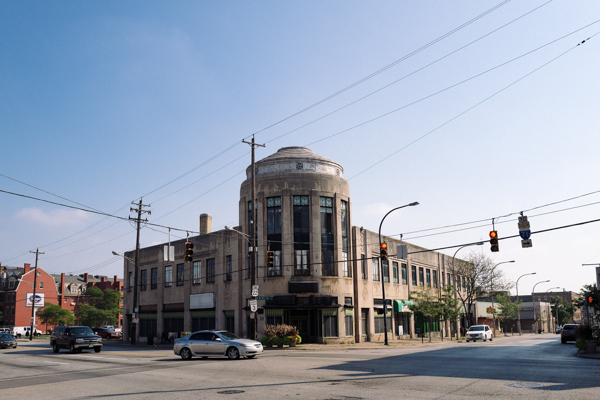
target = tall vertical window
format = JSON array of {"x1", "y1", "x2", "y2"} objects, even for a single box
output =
[
  {"x1": 361, "y1": 254, "x2": 366, "y2": 279},
  {"x1": 411, "y1": 265, "x2": 417, "y2": 286},
  {"x1": 128, "y1": 271, "x2": 133, "y2": 291},
  {"x1": 456, "y1": 274, "x2": 462, "y2": 291},
  {"x1": 392, "y1": 262, "x2": 399, "y2": 284},
  {"x1": 293, "y1": 196, "x2": 310, "y2": 276},
  {"x1": 341, "y1": 201, "x2": 350, "y2": 277},
  {"x1": 323, "y1": 311, "x2": 338, "y2": 337},
  {"x1": 433, "y1": 270, "x2": 438, "y2": 288},
  {"x1": 442, "y1": 272, "x2": 445, "y2": 287},
  {"x1": 247, "y1": 201, "x2": 257, "y2": 279},
  {"x1": 193, "y1": 261, "x2": 202, "y2": 284},
  {"x1": 225, "y1": 255, "x2": 232, "y2": 281},
  {"x1": 426, "y1": 269, "x2": 431, "y2": 287},
  {"x1": 164, "y1": 266, "x2": 172, "y2": 288},
  {"x1": 177, "y1": 263, "x2": 185, "y2": 286},
  {"x1": 320, "y1": 197, "x2": 335, "y2": 276},
  {"x1": 419, "y1": 267, "x2": 424, "y2": 286},
  {"x1": 140, "y1": 270, "x2": 147, "y2": 291},
  {"x1": 382, "y1": 261, "x2": 389, "y2": 283},
  {"x1": 267, "y1": 197, "x2": 282, "y2": 277},
  {"x1": 345, "y1": 310, "x2": 353, "y2": 337},
  {"x1": 372, "y1": 258, "x2": 380, "y2": 281},
  {"x1": 207, "y1": 258, "x2": 215, "y2": 283},
  {"x1": 402, "y1": 263, "x2": 407, "y2": 284},
  {"x1": 151, "y1": 268, "x2": 158, "y2": 289}
]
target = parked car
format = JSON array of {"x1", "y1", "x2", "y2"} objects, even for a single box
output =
[
  {"x1": 50, "y1": 326, "x2": 103, "y2": 353},
  {"x1": 555, "y1": 326, "x2": 563, "y2": 334},
  {"x1": 0, "y1": 328, "x2": 11, "y2": 333},
  {"x1": 0, "y1": 333, "x2": 18, "y2": 349},
  {"x1": 560, "y1": 324, "x2": 579, "y2": 344},
  {"x1": 173, "y1": 330, "x2": 263, "y2": 360},
  {"x1": 465, "y1": 325, "x2": 493, "y2": 342},
  {"x1": 93, "y1": 327, "x2": 122, "y2": 340},
  {"x1": 11, "y1": 326, "x2": 41, "y2": 338}
]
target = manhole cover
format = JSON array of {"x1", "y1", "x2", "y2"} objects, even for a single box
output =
[
  {"x1": 506, "y1": 382, "x2": 543, "y2": 388},
  {"x1": 217, "y1": 390, "x2": 245, "y2": 395}
]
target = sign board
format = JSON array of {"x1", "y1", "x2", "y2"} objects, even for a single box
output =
[
  {"x1": 132, "y1": 317, "x2": 139, "y2": 324},
  {"x1": 163, "y1": 245, "x2": 175, "y2": 262},
  {"x1": 190, "y1": 293, "x2": 215, "y2": 309},
  {"x1": 521, "y1": 239, "x2": 532, "y2": 248},
  {"x1": 397, "y1": 245, "x2": 408, "y2": 259},
  {"x1": 257, "y1": 296, "x2": 273, "y2": 300},
  {"x1": 249, "y1": 299, "x2": 258, "y2": 312},
  {"x1": 518, "y1": 215, "x2": 532, "y2": 245},
  {"x1": 251, "y1": 285, "x2": 259, "y2": 297},
  {"x1": 26, "y1": 293, "x2": 44, "y2": 307}
]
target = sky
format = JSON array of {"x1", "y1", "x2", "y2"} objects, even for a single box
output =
[{"x1": 2, "y1": 0, "x2": 599, "y2": 296}]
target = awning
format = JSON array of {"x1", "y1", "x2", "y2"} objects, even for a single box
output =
[{"x1": 394, "y1": 300, "x2": 414, "y2": 313}]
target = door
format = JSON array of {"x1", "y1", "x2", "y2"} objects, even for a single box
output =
[
  {"x1": 189, "y1": 332, "x2": 209, "y2": 355},
  {"x1": 205, "y1": 332, "x2": 227, "y2": 355},
  {"x1": 361, "y1": 309, "x2": 369, "y2": 341}
]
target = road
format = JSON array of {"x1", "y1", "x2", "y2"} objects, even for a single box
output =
[{"x1": 0, "y1": 334, "x2": 597, "y2": 399}]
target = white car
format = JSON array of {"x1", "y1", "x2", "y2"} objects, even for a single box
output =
[
  {"x1": 465, "y1": 325, "x2": 493, "y2": 342},
  {"x1": 174, "y1": 330, "x2": 263, "y2": 360}
]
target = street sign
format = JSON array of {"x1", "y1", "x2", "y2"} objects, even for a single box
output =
[
  {"x1": 521, "y1": 239, "x2": 532, "y2": 248},
  {"x1": 257, "y1": 296, "x2": 273, "y2": 300},
  {"x1": 397, "y1": 245, "x2": 408, "y2": 259},
  {"x1": 518, "y1": 216, "x2": 532, "y2": 246},
  {"x1": 251, "y1": 285, "x2": 259, "y2": 297},
  {"x1": 249, "y1": 299, "x2": 258, "y2": 312}
]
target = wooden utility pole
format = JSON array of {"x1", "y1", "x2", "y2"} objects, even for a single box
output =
[
  {"x1": 129, "y1": 199, "x2": 150, "y2": 345},
  {"x1": 29, "y1": 248, "x2": 44, "y2": 341},
  {"x1": 242, "y1": 135, "x2": 264, "y2": 340}
]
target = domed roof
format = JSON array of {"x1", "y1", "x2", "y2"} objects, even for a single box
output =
[{"x1": 246, "y1": 147, "x2": 343, "y2": 178}]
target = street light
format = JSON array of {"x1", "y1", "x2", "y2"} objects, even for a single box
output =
[
  {"x1": 490, "y1": 261, "x2": 514, "y2": 336},
  {"x1": 450, "y1": 242, "x2": 484, "y2": 334},
  {"x1": 113, "y1": 250, "x2": 136, "y2": 344},
  {"x1": 516, "y1": 272, "x2": 536, "y2": 335},
  {"x1": 532, "y1": 280, "x2": 550, "y2": 334},
  {"x1": 378, "y1": 201, "x2": 419, "y2": 346}
]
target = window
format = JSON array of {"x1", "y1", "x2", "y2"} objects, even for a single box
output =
[
  {"x1": 224, "y1": 311, "x2": 235, "y2": 333},
  {"x1": 140, "y1": 269, "x2": 147, "y2": 291},
  {"x1": 165, "y1": 265, "x2": 172, "y2": 288},
  {"x1": 442, "y1": 272, "x2": 445, "y2": 287},
  {"x1": 39, "y1": 282, "x2": 43, "y2": 289},
  {"x1": 320, "y1": 197, "x2": 335, "y2": 276},
  {"x1": 207, "y1": 258, "x2": 215, "y2": 283},
  {"x1": 128, "y1": 271, "x2": 133, "y2": 291},
  {"x1": 402, "y1": 263, "x2": 407, "y2": 284},
  {"x1": 382, "y1": 261, "x2": 389, "y2": 283},
  {"x1": 372, "y1": 258, "x2": 380, "y2": 281},
  {"x1": 266, "y1": 309, "x2": 283, "y2": 326},
  {"x1": 341, "y1": 201, "x2": 350, "y2": 277},
  {"x1": 393, "y1": 262, "x2": 399, "y2": 284},
  {"x1": 267, "y1": 197, "x2": 282, "y2": 277},
  {"x1": 247, "y1": 200, "x2": 257, "y2": 279},
  {"x1": 433, "y1": 270, "x2": 438, "y2": 289},
  {"x1": 176, "y1": 263, "x2": 184, "y2": 286},
  {"x1": 426, "y1": 269, "x2": 431, "y2": 287},
  {"x1": 323, "y1": 311, "x2": 338, "y2": 337},
  {"x1": 225, "y1": 255, "x2": 232, "y2": 281},
  {"x1": 345, "y1": 310, "x2": 353, "y2": 337},
  {"x1": 361, "y1": 254, "x2": 366, "y2": 279},
  {"x1": 193, "y1": 261, "x2": 201, "y2": 284},
  {"x1": 293, "y1": 196, "x2": 310, "y2": 276},
  {"x1": 411, "y1": 265, "x2": 417, "y2": 286},
  {"x1": 456, "y1": 274, "x2": 461, "y2": 291},
  {"x1": 374, "y1": 310, "x2": 392, "y2": 334},
  {"x1": 151, "y1": 268, "x2": 158, "y2": 289},
  {"x1": 419, "y1": 267, "x2": 424, "y2": 286}
]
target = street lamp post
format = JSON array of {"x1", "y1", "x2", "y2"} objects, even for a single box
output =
[
  {"x1": 516, "y1": 272, "x2": 536, "y2": 335},
  {"x1": 450, "y1": 242, "x2": 484, "y2": 335},
  {"x1": 378, "y1": 202, "x2": 419, "y2": 346},
  {"x1": 490, "y1": 261, "x2": 514, "y2": 337},
  {"x1": 532, "y1": 280, "x2": 550, "y2": 334},
  {"x1": 545, "y1": 287, "x2": 560, "y2": 332}
]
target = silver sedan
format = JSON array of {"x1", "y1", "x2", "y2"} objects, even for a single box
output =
[{"x1": 173, "y1": 330, "x2": 263, "y2": 360}]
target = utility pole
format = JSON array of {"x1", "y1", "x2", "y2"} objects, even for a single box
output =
[
  {"x1": 29, "y1": 248, "x2": 44, "y2": 341},
  {"x1": 243, "y1": 135, "x2": 264, "y2": 340},
  {"x1": 130, "y1": 199, "x2": 150, "y2": 345}
]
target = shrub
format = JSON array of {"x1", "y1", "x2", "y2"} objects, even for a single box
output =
[
  {"x1": 575, "y1": 338, "x2": 587, "y2": 351},
  {"x1": 576, "y1": 324, "x2": 594, "y2": 341},
  {"x1": 264, "y1": 324, "x2": 277, "y2": 340},
  {"x1": 272, "y1": 336, "x2": 283, "y2": 346},
  {"x1": 260, "y1": 335, "x2": 272, "y2": 346},
  {"x1": 283, "y1": 336, "x2": 291, "y2": 346}
]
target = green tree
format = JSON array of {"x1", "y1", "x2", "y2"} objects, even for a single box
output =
[
  {"x1": 439, "y1": 285, "x2": 461, "y2": 340},
  {"x1": 573, "y1": 284, "x2": 599, "y2": 325},
  {"x1": 74, "y1": 287, "x2": 122, "y2": 327},
  {"x1": 409, "y1": 290, "x2": 441, "y2": 342},
  {"x1": 37, "y1": 302, "x2": 75, "y2": 330},
  {"x1": 496, "y1": 294, "x2": 519, "y2": 333},
  {"x1": 551, "y1": 296, "x2": 575, "y2": 325}
]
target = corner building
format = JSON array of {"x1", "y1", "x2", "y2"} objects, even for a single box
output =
[{"x1": 122, "y1": 147, "x2": 466, "y2": 344}]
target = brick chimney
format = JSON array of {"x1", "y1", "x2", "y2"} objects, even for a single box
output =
[
  {"x1": 100, "y1": 276, "x2": 106, "y2": 283},
  {"x1": 24, "y1": 263, "x2": 31, "y2": 273},
  {"x1": 61, "y1": 273, "x2": 65, "y2": 295},
  {"x1": 114, "y1": 275, "x2": 118, "y2": 283},
  {"x1": 200, "y1": 213, "x2": 212, "y2": 235},
  {"x1": 83, "y1": 273, "x2": 89, "y2": 283}
]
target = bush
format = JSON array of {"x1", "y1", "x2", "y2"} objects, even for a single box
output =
[
  {"x1": 260, "y1": 336, "x2": 272, "y2": 346},
  {"x1": 576, "y1": 324, "x2": 594, "y2": 341},
  {"x1": 575, "y1": 338, "x2": 587, "y2": 351},
  {"x1": 283, "y1": 336, "x2": 291, "y2": 346},
  {"x1": 272, "y1": 336, "x2": 283, "y2": 347}
]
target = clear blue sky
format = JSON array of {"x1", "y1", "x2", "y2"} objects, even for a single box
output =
[{"x1": 2, "y1": 1, "x2": 599, "y2": 295}]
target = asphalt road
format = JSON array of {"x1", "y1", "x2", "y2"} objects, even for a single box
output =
[{"x1": 0, "y1": 334, "x2": 597, "y2": 399}]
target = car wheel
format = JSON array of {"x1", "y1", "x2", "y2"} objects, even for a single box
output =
[
  {"x1": 247, "y1": 355, "x2": 256, "y2": 359},
  {"x1": 70, "y1": 344, "x2": 77, "y2": 354},
  {"x1": 227, "y1": 346, "x2": 240, "y2": 360},
  {"x1": 489, "y1": 337, "x2": 492, "y2": 342},
  {"x1": 561, "y1": 339, "x2": 566, "y2": 344},
  {"x1": 52, "y1": 343, "x2": 59, "y2": 353},
  {"x1": 180, "y1": 347, "x2": 192, "y2": 360},
  {"x1": 94, "y1": 347, "x2": 101, "y2": 353}
]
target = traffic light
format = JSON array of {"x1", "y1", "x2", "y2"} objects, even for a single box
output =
[
  {"x1": 184, "y1": 242, "x2": 194, "y2": 262},
  {"x1": 266, "y1": 251, "x2": 274, "y2": 269},
  {"x1": 587, "y1": 294, "x2": 597, "y2": 306},
  {"x1": 489, "y1": 231, "x2": 499, "y2": 252},
  {"x1": 380, "y1": 243, "x2": 388, "y2": 261}
]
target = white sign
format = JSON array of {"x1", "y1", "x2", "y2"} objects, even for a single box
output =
[
  {"x1": 251, "y1": 285, "x2": 259, "y2": 297},
  {"x1": 26, "y1": 293, "x2": 44, "y2": 307},
  {"x1": 190, "y1": 293, "x2": 215, "y2": 309},
  {"x1": 163, "y1": 245, "x2": 175, "y2": 262},
  {"x1": 249, "y1": 299, "x2": 258, "y2": 312},
  {"x1": 132, "y1": 317, "x2": 139, "y2": 324}
]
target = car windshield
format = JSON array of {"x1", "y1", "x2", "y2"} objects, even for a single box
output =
[
  {"x1": 468, "y1": 326, "x2": 485, "y2": 331},
  {"x1": 0, "y1": 333, "x2": 12, "y2": 339},
  {"x1": 71, "y1": 327, "x2": 95, "y2": 335},
  {"x1": 217, "y1": 331, "x2": 241, "y2": 340}
]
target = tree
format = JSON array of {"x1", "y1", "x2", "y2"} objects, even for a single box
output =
[
  {"x1": 409, "y1": 290, "x2": 441, "y2": 342},
  {"x1": 496, "y1": 294, "x2": 520, "y2": 333},
  {"x1": 551, "y1": 296, "x2": 575, "y2": 325},
  {"x1": 574, "y1": 284, "x2": 599, "y2": 325},
  {"x1": 448, "y1": 252, "x2": 512, "y2": 327},
  {"x1": 439, "y1": 285, "x2": 462, "y2": 340},
  {"x1": 37, "y1": 302, "x2": 74, "y2": 331},
  {"x1": 74, "y1": 287, "x2": 122, "y2": 327}
]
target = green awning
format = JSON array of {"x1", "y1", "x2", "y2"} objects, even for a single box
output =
[{"x1": 394, "y1": 300, "x2": 413, "y2": 313}]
